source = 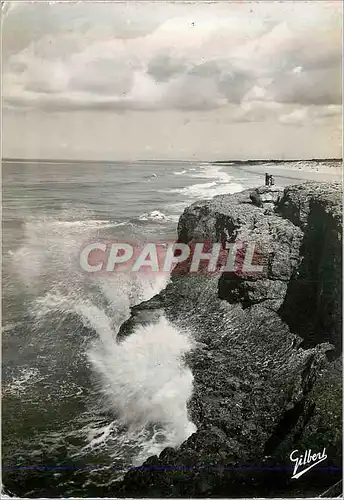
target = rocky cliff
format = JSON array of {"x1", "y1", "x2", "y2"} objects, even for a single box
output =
[{"x1": 117, "y1": 182, "x2": 342, "y2": 497}]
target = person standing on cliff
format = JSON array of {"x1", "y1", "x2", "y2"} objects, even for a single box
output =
[{"x1": 265, "y1": 173, "x2": 275, "y2": 186}]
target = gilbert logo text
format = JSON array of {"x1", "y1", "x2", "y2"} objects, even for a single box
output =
[{"x1": 290, "y1": 448, "x2": 327, "y2": 479}]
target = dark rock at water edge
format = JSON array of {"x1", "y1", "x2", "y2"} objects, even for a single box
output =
[{"x1": 116, "y1": 182, "x2": 342, "y2": 497}]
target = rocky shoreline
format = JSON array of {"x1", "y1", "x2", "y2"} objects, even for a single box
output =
[{"x1": 117, "y1": 181, "x2": 342, "y2": 497}]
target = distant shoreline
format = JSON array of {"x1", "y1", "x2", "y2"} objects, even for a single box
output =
[{"x1": 214, "y1": 158, "x2": 342, "y2": 165}]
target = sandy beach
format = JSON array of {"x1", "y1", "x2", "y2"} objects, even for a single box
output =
[{"x1": 233, "y1": 160, "x2": 342, "y2": 186}]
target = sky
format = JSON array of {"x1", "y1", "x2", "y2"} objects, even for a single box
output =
[{"x1": 2, "y1": 1, "x2": 342, "y2": 161}]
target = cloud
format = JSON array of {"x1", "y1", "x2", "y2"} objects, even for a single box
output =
[
  {"x1": 279, "y1": 105, "x2": 341, "y2": 126},
  {"x1": 279, "y1": 107, "x2": 309, "y2": 126},
  {"x1": 233, "y1": 100, "x2": 283, "y2": 123},
  {"x1": 147, "y1": 53, "x2": 188, "y2": 82},
  {"x1": 266, "y1": 66, "x2": 341, "y2": 106},
  {"x1": 2, "y1": 1, "x2": 342, "y2": 118}
]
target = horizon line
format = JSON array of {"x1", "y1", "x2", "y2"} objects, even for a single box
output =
[{"x1": 2, "y1": 157, "x2": 343, "y2": 164}]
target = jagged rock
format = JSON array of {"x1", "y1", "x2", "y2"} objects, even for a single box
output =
[
  {"x1": 277, "y1": 182, "x2": 342, "y2": 228},
  {"x1": 117, "y1": 293, "x2": 165, "y2": 341},
  {"x1": 277, "y1": 182, "x2": 342, "y2": 353},
  {"x1": 250, "y1": 185, "x2": 284, "y2": 210},
  {"x1": 116, "y1": 182, "x2": 342, "y2": 497},
  {"x1": 176, "y1": 183, "x2": 342, "y2": 351}
]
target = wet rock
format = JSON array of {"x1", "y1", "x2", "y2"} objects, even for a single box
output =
[
  {"x1": 117, "y1": 294, "x2": 165, "y2": 341},
  {"x1": 116, "y1": 181, "x2": 342, "y2": 498}
]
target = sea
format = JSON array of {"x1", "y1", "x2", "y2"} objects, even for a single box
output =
[{"x1": 1, "y1": 158, "x2": 341, "y2": 497}]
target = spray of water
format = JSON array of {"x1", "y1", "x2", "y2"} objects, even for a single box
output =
[
  {"x1": 10, "y1": 206, "x2": 196, "y2": 463},
  {"x1": 88, "y1": 315, "x2": 196, "y2": 457}
]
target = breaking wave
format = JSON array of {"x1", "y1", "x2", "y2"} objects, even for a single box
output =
[
  {"x1": 136, "y1": 210, "x2": 176, "y2": 222},
  {"x1": 8, "y1": 206, "x2": 196, "y2": 467},
  {"x1": 168, "y1": 164, "x2": 244, "y2": 200}
]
